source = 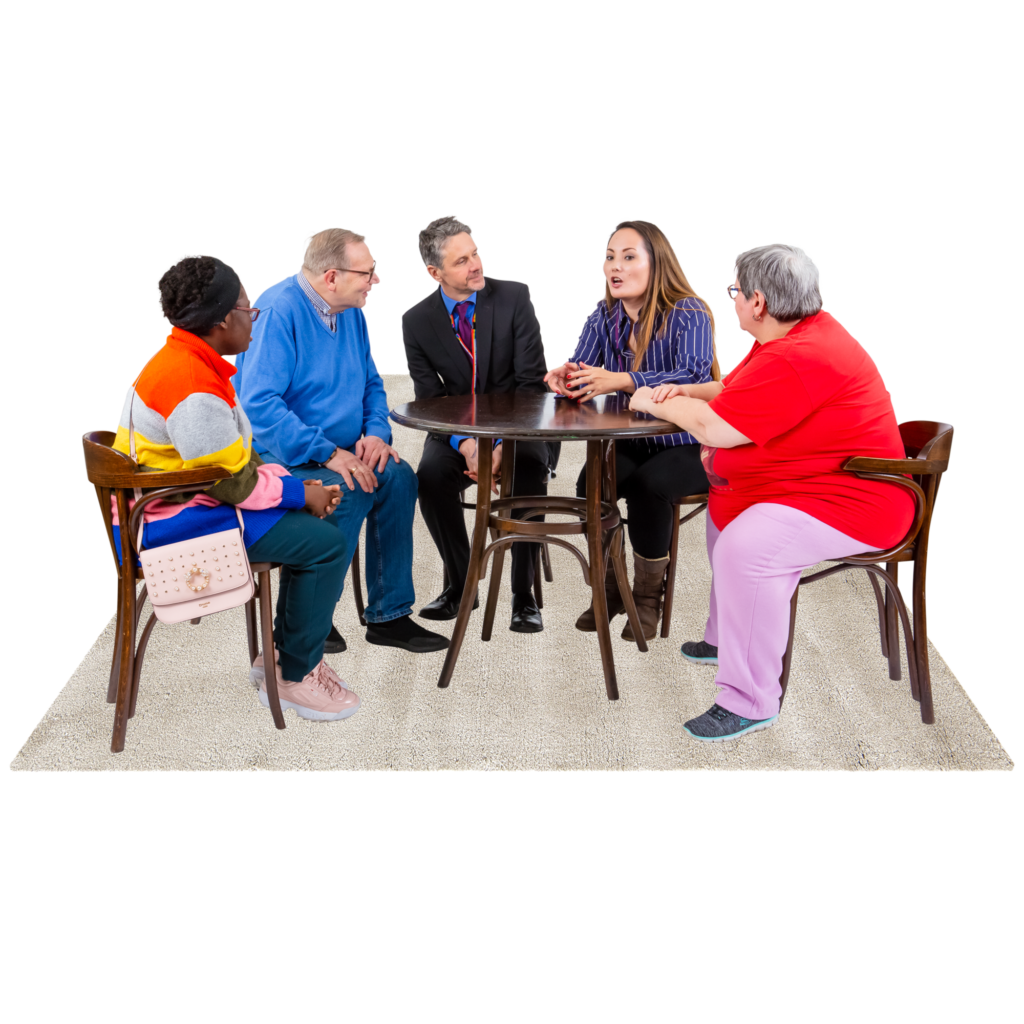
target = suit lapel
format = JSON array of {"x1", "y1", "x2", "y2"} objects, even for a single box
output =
[
  {"x1": 428, "y1": 290, "x2": 472, "y2": 392},
  {"x1": 474, "y1": 279, "x2": 493, "y2": 394}
]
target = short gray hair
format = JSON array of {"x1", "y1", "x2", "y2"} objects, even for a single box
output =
[
  {"x1": 303, "y1": 228, "x2": 365, "y2": 276},
  {"x1": 735, "y1": 244, "x2": 822, "y2": 321},
  {"x1": 419, "y1": 216, "x2": 472, "y2": 268}
]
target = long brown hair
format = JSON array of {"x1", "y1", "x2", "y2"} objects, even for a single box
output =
[{"x1": 605, "y1": 220, "x2": 720, "y2": 381}]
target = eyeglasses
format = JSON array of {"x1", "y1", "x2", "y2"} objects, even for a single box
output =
[
  {"x1": 727, "y1": 285, "x2": 741, "y2": 300},
  {"x1": 331, "y1": 261, "x2": 377, "y2": 280},
  {"x1": 234, "y1": 306, "x2": 261, "y2": 322}
]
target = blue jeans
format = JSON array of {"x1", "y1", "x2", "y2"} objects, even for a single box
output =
[{"x1": 264, "y1": 450, "x2": 418, "y2": 624}]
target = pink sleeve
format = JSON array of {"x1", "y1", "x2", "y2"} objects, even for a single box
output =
[{"x1": 237, "y1": 463, "x2": 292, "y2": 510}]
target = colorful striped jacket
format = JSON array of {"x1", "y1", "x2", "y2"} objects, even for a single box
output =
[{"x1": 112, "y1": 327, "x2": 305, "y2": 550}]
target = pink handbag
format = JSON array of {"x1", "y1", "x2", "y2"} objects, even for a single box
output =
[{"x1": 129, "y1": 391, "x2": 255, "y2": 625}]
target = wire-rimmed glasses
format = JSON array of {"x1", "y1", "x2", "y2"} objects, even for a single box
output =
[{"x1": 333, "y1": 260, "x2": 377, "y2": 280}]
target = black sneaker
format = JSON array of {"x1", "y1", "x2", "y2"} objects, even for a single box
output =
[
  {"x1": 683, "y1": 703, "x2": 777, "y2": 742},
  {"x1": 323, "y1": 624, "x2": 347, "y2": 654},
  {"x1": 681, "y1": 640, "x2": 718, "y2": 665},
  {"x1": 365, "y1": 615, "x2": 450, "y2": 653}
]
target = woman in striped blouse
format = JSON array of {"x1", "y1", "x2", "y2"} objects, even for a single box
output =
[{"x1": 544, "y1": 221, "x2": 719, "y2": 642}]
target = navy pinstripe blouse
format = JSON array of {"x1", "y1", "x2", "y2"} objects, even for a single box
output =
[{"x1": 570, "y1": 298, "x2": 715, "y2": 449}]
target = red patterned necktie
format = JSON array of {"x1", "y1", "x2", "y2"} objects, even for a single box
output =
[{"x1": 452, "y1": 299, "x2": 475, "y2": 391}]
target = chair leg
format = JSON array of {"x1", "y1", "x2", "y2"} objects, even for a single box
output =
[
  {"x1": 481, "y1": 543, "x2": 507, "y2": 641},
  {"x1": 258, "y1": 570, "x2": 286, "y2": 730},
  {"x1": 108, "y1": 577, "x2": 123, "y2": 703},
  {"x1": 612, "y1": 527, "x2": 648, "y2": 654},
  {"x1": 661, "y1": 504, "x2": 683, "y2": 639},
  {"x1": 351, "y1": 536, "x2": 367, "y2": 627},
  {"x1": 532, "y1": 546, "x2": 544, "y2": 609},
  {"x1": 110, "y1": 572, "x2": 138, "y2": 753},
  {"x1": 778, "y1": 585, "x2": 800, "y2": 711},
  {"x1": 244, "y1": 593, "x2": 260, "y2": 663},
  {"x1": 866, "y1": 569, "x2": 889, "y2": 659},
  {"x1": 911, "y1": 558, "x2": 934, "y2": 725},
  {"x1": 541, "y1": 543, "x2": 553, "y2": 583},
  {"x1": 885, "y1": 562, "x2": 902, "y2": 683},
  {"x1": 128, "y1": 612, "x2": 158, "y2": 719}
]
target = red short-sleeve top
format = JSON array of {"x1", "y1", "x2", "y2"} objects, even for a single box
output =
[{"x1": 706, "y1": 311, "x2": 914, "y2": 549}]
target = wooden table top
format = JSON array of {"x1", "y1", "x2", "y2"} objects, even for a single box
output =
[{"x1": 390, "y1": 391, "x2": 679, "y2": 441}]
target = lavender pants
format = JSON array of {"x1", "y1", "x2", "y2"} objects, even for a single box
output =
[{"x1": 704, "y1": 503, "x2": 868, "y2": 720}]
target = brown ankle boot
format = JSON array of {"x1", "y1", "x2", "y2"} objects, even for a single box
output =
[
  {"x1": 621, "y1": 553, "x2": 669, "y2": 642},
  {"x1": 575, "y1": 560, "x2": 626, "y2": 631}
]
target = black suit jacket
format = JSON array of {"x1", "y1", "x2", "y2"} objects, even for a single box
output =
[{"x1": 402, "y1": 278, "x2": 549, "y2": 403}]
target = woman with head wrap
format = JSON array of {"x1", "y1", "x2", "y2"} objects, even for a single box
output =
[
  {"x1": 629, "y1": 245, "x2": 914, "y2": 742},
  {"x1": 111, "y1": 255, "x2": 361, "y2": 722}
]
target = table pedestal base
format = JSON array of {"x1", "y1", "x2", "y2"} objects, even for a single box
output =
[{"x1": 437, "y1": 439, "x2": 646, "y2": 700}]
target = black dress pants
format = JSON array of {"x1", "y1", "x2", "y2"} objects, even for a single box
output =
[
  {"x1": 417, "y1": 434, "x2": 559, "y2": 595},
  {"x1": 575, "y1": 440, "x2": 708, "y2": 559}
]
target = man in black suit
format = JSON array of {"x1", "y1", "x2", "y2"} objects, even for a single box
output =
[{"x1": 402, "y1": 216, "x2": 558, "y2": 633}]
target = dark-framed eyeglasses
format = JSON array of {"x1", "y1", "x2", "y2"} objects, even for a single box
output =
[
  {"x1": 234, "y1": 306, "x2": 261, "y2": 322},
  {"x1": 332, "y1": 260, "x2": 377, "y2": 280},
  {"x1": 727, "y1": 285, "x2": 741, "y2": 300}
]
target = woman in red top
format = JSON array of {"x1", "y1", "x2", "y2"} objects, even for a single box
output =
[{"x1": 629, "y1": 244, "x2": 914, "y2": 742}]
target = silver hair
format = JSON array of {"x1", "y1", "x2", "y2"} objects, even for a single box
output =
[
  {"x1": 303, "y1": 228, "x2": 365, "y2": 276},
  {"x1": 419, "y1": 216, "x2": 472, "y2": 268},
  {"x1": 735, "y1": 244, "x2": 822, "y2": 321}
]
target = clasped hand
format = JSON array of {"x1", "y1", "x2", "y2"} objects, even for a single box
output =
[
  {"x1": 544, "y1": 361, "x2": 632, "y2": 403},
  {"x1": 302, "y1": 479, "x2": 341, "y2": 518},
  {"x1": 459, "y1": 438, "x2": 502, "y2": 495}
]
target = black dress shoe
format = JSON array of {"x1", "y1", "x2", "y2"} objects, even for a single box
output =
[
  {"x1": 323, "y1": 624, "x2": 347, "y2": 654},
  {"x1": 418, "y1": 585, "x2": 480, "y2": 621},
  {"x1": 510, "y1": 593, "x2": 543, "y2": 633}
]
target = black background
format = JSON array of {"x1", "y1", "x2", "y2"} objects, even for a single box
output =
[{"x1": 32, "y1": 193, "x2": 1007, "y2": 761}]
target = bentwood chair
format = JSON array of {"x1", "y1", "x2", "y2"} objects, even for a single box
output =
[
  {"x1": 778, "y1": 421, "x2": 954, "y2": 724},
  {"x1": 84, "y1": 431, "x2": 287, "y2": 754}
]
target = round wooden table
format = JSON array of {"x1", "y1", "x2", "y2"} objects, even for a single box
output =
[{"x1": 390, "y1": 391, "x2": 679, "y2": 700}]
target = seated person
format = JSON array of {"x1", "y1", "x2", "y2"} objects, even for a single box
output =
[
  {"x1": 402, "y1": 216, "x2": 559, "y2": 633},
  {"x1": 113, "y1": 256, "x2": 359, "y2": 721},
  {"x1": 234, "y1": 228, "x2": 447, "y2": 654},
  {"x1": 545, "y1": 220, "x2": 717, "y2": 642},
  {"x1": 630, "y1": 244, "x2": 915, "y2": 742}
]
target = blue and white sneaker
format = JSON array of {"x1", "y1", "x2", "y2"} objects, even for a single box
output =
[
  {"x1": 681, "y1": 640, "x2": 718, "y2": 666},
  {"x1": 683, "y1": 703, "x2": 777, "y2": 742}
]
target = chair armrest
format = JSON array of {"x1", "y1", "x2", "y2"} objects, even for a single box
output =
[
  {"x1": 842, "y1": 455, "x2": 948, "y2": 475},
  {"x1": 127, "y1": 481, "x2": 235, "y2": 548}
]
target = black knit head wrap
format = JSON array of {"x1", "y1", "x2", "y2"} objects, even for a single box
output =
[{"x1": 166, "y1": 257, "x2": 242, "y2": 334}]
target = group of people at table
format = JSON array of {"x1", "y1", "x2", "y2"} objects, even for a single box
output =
[{"x1": 112, "y1": 218, "x2": 914, "y2": 743}]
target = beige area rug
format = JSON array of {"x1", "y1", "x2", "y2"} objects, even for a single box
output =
[{"x1": 13, "y1": 377, "x2": 1012, "y2": 771}]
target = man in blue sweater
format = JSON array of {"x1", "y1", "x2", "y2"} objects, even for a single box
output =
[{"x1": 235, "y1": 228, "x2": 447, "y2": 654}]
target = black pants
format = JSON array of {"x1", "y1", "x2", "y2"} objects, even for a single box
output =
[
  {"x1": 417, "y1": 435, "x2": 559, "y2": 595},
  {"x1": 575, "y1": 441, "x2": 708, "y2": 559}
]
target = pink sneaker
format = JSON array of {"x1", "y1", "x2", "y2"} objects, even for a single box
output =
[
  {"x1": 249, "y1": 647, "x2": 280, "y2": 685},
  {"x1": 258, "y1": 659, "x2": 360, "y2": 721}
]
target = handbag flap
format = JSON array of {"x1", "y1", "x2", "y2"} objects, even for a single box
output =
[{"x1": 140, "y1": 527, "x2": 251, "y2": 607}]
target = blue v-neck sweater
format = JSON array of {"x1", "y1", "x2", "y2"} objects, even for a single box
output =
[{"x1": 234, "y1": 275, "x2": 392, "y2": 466}]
